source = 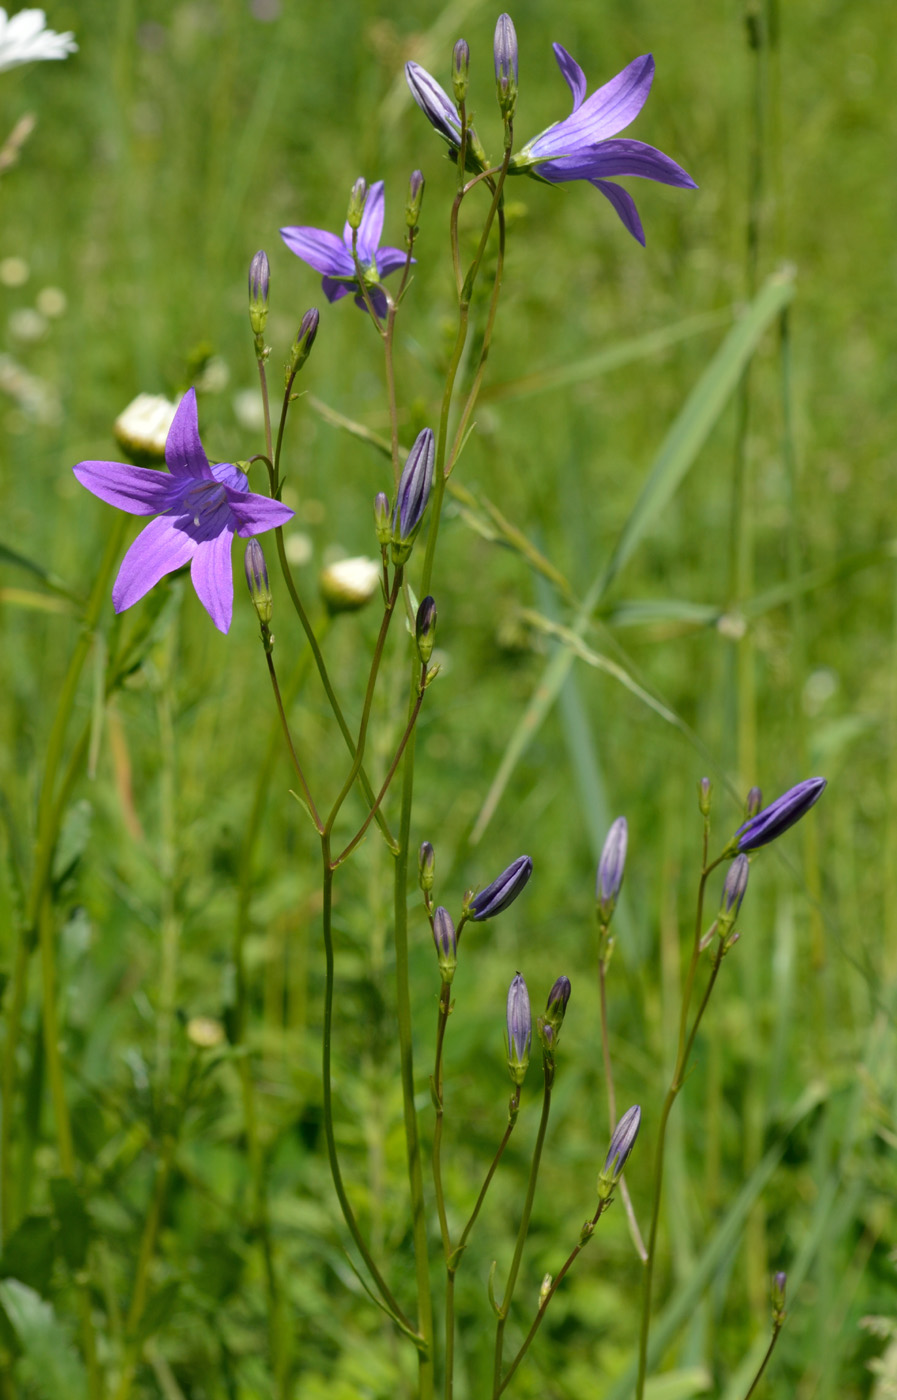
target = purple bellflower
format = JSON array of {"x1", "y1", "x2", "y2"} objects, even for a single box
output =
[
  {"x1": 506, "y1": 972, "x2": 532, "y2": 1085},
  {"x1": 597, "y1": 816, "x2": 628, "y2": 923},
  {"x1": 733, "y1": 777, "x2": 827, "y2": 853},
  {"x1": 280, "y1": 181, "x2": 409, "y2": 318},
  {"x1": 469, "y1": 854, "x2": 533, "y2": 921},
  {"x1": 510, "y1": 47, "x2": 696, "y2": 245},
  {"x1": 405, "y1": 60, "x2": 488, "y2": 171},
  {"x1": 73, "y1": 389, "x2": 293, "y2": 634},
  {"x1": 598, "y1": 1104, "x2": 641, "y2": 1198}
]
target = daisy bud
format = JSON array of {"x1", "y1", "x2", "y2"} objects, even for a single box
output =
[
  {"x1": 418, "y1": 840, "x2": 435, "y2": 893},
  {"x1": 319, "y1": 556, "x2": 380, "y2": 614},
  {"x1": 113, "y1": 392, "x2": 177, "y2": 466},
  {"x1": 732, "y1": 777, "x2": 827, "y2": 853},
  {"x1": 452, "y1": 38, "x2": 470, "y2": 103},
  {"x1": 287, "y1": 307, "x2": 320, "y2": 380},
  {"x1": 698, "y1": 776, "x2": 713, "y2": 817},
  {"x1": 746, "y1": 785, "x2": 762, "y2": 817},
  {"x1": 432, "y1": 906, "x2": 457, "y2": 982},
  {"x1": 416, "y1": 595, "x2": 437, "y2": 665},
  {"x1": 493, "y1": 13, "x2": 518, "y2": 118},
  {"x1": 406, "y1": 169, "x2": 425, "y2": 228},
  {"x1": 468, "y1": 855, "x2": 532, "y2": 921},
  {"x1": 347, "y1": 176, "x2": 368, "y2": 231},
  {"x1": 244, "y1": 539, "x2": 272, "y2": 625},
  {"x1": 374, "y1": 491, "x2": 392, "y2": 546},
  {"x1": 596, "y1": 817, "x2": 627, "y2": 925},
  {"x1": 392, "y1": 428, "x2": 434, "y2": 564},
  {"x1": 597, "y1": 1105, "x2": 641, "y2": 1200},
  {"x1": 506, "y1": 973, "x2": 531, "y2": 1086},
  {"x1": 248, "y1": 250, "x2": 270, "y2": 336}
]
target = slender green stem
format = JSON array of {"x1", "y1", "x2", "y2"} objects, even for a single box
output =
[
  {"x1": 447, "y1": 201, "x2": 506, "y2": 476},
  {"x1": 635, "y1": 854, "x2": 726, "y2": 1400},
  {"x1": 319, "y1": 845, "x2": 421, "y2": 1342},
  {"x1": 112, "y1": 1128, "x2": 178, "y2": 1400},
  {"x1": 743, "y1": 1319, "x2": 784, "y2": 1399},
  {"x1": 598, "y1": 957, "x2": 647, "y2": 1262},
  {"x1": 432, "y1": 981, "x2": 452, "y2": 1258},
  {"x1": 457, "y1": 1089, "x2": 520, "y2": 1257},
  {"x1": 257, "y1": 356, "x2": 274, "y2": 465},
  {"x1": 332, "y1": 680, "x2": 425, "y2": 867},
  {"x1": 263, "y1": 642, "x2": 322, "y2": 831},
  {"x1": 493, "y1": 1057, "x2": 553, "y2": 1396}
]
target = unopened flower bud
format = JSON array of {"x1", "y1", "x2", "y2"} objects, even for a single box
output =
[
  {"x1": 771, "y1": 1270, "x2": 787, "y2": 1321},
  {"x1": 539, "y1": 1274, "x2": 552, "y2": 1308},
  {"x1": 113, "y1": 393, "x2": 178, "y2": 465},
  {"x1": 392, "y1": 428, "x2": 434, "y2": 563},
  {"x1": 538, "y1": 975, "x2": 571, "y2": 1052},
  {"x1": 597, "y1": 817, "x2": 627, "y2": 925},
  {"x1": 319, "y1": 556, "x2": 380, "y2": 614},
  {"x1": 732, "y1": 777, "x2": 826, "y2": 853},
  {"x1": 432, "y1": 906, "x2": 457, "y2": 982},
  {"x1": 374, "y1": 491, "x2": 392, "y2": 546},
  {"x1": 468, "y1": 855, "x2": 532, "y2": 921},
  {"x1": 698, "y1": 776, "x2": 713, "y2": 817},
  {"x1": 416, "y1": 595, "x2": 437, "y2": 665},
  {"x1": 406, "y1": 169, "x2": 425, "y2": 228},
  {"x1": 506, "y1": 972, "x2": 531, "y2": 1086},
  {"x1": 493, "y1": 13, "x2": 518, "y2": 118},
  {"x1": 452, "y1": 38, "x2": 470, "y2": 103},
  {"x1": 244, "y1": 539, "x2": 272, "y2": 625},
  {"x1": 419, "y1": 840, "x2": 436, "y2": 893},
  {"x1": 347, "y1": 176, "x2": 368, "y2": 230},
  {"x1": 248, "y1": 250, "x2": 270, "y2": 336},
  {"x1": 720, "y1": 854, "x2": 749, "y2": 925},
  {"x1": 287, "y1": 307, "x2": 320, "y2": 380},
  {"x1": 597, "y1": 1105, "x2": 641, "y2": 1200},
  {"x1": 746, "y1": 786, "x2": 763, "y2": 817}
]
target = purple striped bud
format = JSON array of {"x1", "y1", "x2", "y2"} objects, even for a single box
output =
[
  {"x1": 746, "y1": 786, "x2": 762, "y2": 817},
  {"x1": 287, "y1": 307, "x2": 319, "y2": 379},
  {"x1": 469, "y1": 854, "x2": 532, "y2": 921},
  {"x1": 248, "y1": 250, "x2": 269, "y2": 336},
  {"x1": 244, "y1": 539, "x2": 272, "y2": 625},
  {"x1": 392, "y1": 428, "x2": 434, "y2": 563},
  {"x1": 493, "y1": 13, "x2": 518, "y2": 116},
  {"x1": 347, "y1": 177, "x2": 367, "y2": 230},
  {"x1": 539, "y1": 975, "x2": 571, "y2": 1050},
  {"x1": 452, "y1": 38, "x2": 470, "y2": 103},
  {"x1": 698, "y1": 776, "x2": 712, "y2": 817},
  {"x1": 374, "y1": 491, "x2": 391, "y2": 545},
  {"x1": 598, "y1": 1105, "x2": 641, "y2": 1199},
  {"x1": 419, "y1": 840, "x2": 435, "y2": 893},
  {"x1": 432, "y1": 906, "x2": 457, "y2": 982},
  {"x1": 506, "y1": 973, "x2": 531, "y2": 1085},
  {"x1": 721, "y1": 855, "x2": 749, "y2": 919},
  {"x1": 596, "y1": 817, "x2": 627, "y2": 924},
  {"x1": 772, "y1": 1271, "x2": 787, "y2": 1321},
  {"x1": 416, "y1": 595, "x2": 437, "y2": 665},
  {"x1": 406, "y1": 169, "x2": 425, "y2": 228},
  {"x1": 733, "y1": 777, "x2": 826, "y2": 853}
]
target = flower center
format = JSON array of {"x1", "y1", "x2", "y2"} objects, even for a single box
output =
[{"x1": 181, "y1": 480, "x2": 227, "y2": 529}]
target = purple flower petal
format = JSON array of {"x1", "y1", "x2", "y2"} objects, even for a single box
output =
[
  {"x1": 376, "y1": 245, "x2": 412, "y2": 278},
  {"x1": 211, "y1": 461, "x2": 249, "y2": 492},
  {"x1": 321, "y1": 276, "x2": 353, "y2": 304},
  {"x1": 280, "y1": 225, "x2": 355, "y2": 278},
  {"x1": 405, "y1": 61, "x2": 462, "y2": 146},
  {"x1": 530, "y1": 53, "x2": 655, "y2": 159},
  {"x1": 165, "y1": 388, "x2": 214, "y2": 481},
  {"x1": 355, "y1": 180, "x2": 385, "y2": 264},
  {"x1": 191, "y1": 527, "x2": 235, "y2": 633},
  {"x1": 578, "y1": 137, "x2": 697, "y2": 188},
  {"x1": 552, "y1": 42, "x2": 587, "y2": 112},
  {"x1": 591, "y1": 179, "x2": 646, "y2": 245},
  {"x1": 112, "y1": 514, "x2": 198, "y2": 613},
  {"x1": 73, "y1": 460, "x2": 174, "y2": 515},
  {"x1": 354, "y1": 286, "x2": 389, "y2": 318},
  {"x1": 224, "y1": 487, "x2": 295, "y2": 538}
]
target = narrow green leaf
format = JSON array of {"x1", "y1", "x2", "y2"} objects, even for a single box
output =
[
  {"x1": 0, "y1": 540, "x2": 79, "y2": 601},
  {"x1": 0, "y1": 1279, "x2": 88, "y2": 1400},
  {"x1": 644, "y1": 1368, "x2": 712, "y2": 1400}
]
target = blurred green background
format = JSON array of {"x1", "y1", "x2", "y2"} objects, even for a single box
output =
[{"x1": 0, "y1": 0, "x2": 895, "y2": 1396}]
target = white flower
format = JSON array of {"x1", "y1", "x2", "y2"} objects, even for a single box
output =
[
  {"x1": 0, "y1": 9, "x2": 77, "y2": 74},
  {"x1": 113, "y1": 392, "x2": 177, "y2": 464},
  {"x1": 319, "y1": 555, "x2": 381, "y2": 613}
]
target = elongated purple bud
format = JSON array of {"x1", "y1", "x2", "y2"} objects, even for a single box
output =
[
  {"x1": 506, "y1": 972, "x2": 531, "y2": 1085},
  {"x1": 596, "y1": 817, "x2": 627, "y2": 924},
  {"x1": 392, "y1": 428, "x2": 434, "y2": 563},
  {"x1": 248, "y1": 250, "x2": 269, "y2": 336},
  {"x1": 244, "y1": 539, "x2": 272, "y2": 625},
  {"x1": 493, "y1": 12, "x2": 518, "y2": 116},
  {"x1": 406, "y1": 169, "x2": 425, "y2": 228},
  {"x1": 347, "y1": 177, "x2": 367, "y2": 230},
  {"x1": 733, "y1": 777, "x2": 826, "y2": 853},
  {"x1": 598, "y1": 1105, "x2": 641, "y2": 1199},
  {"x1": 432, "y1": 906, "x2": 457, "y2": 982},
  {"x1": 419, "y1": 840, "x2": 435, "y2": 893},
  {"x1": 746, "y1": 786, "x2": 762, "y2": 817},
  {"x1": 698, "y1": 776, "x2": 712, "y2": 817},
  {"x1": 374, "y1": 491, "x2": 391, "y2": 545},
  {"x1": 416, "y1": 595, "x2": 437, "y2": 665},
  {"x1": 539, "y1": 974, "x2": 571, "y2": 1051},
  {"x1": 405, "y1": 60, "x2": 462, "y2": 147},
  {"x1": 453, "y1": 37, "x2": 470, "y2": 103},
  {"x1": 468, "y1": 854, "x2": 532, "y2": 921},
  {"x1": 721, "y1": 854, "x2": 749, "y2": 918},
  {"x1": 772, "y1": 1271, "x2": 787, "y2": 1321},
  {"x1": 287, "y1": 307, "x2": 319, "y2": 379}
]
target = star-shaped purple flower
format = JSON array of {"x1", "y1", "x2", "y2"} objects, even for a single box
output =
[
  {"x1": 280, "y1": 180, "x2": 408, "y2": 317},
  {"x1": 73, "y1": 388, "x2": 294, "y2": 634},
  {"x1": 511, "y1": 48, "x2": 696, "y2": 245}
]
